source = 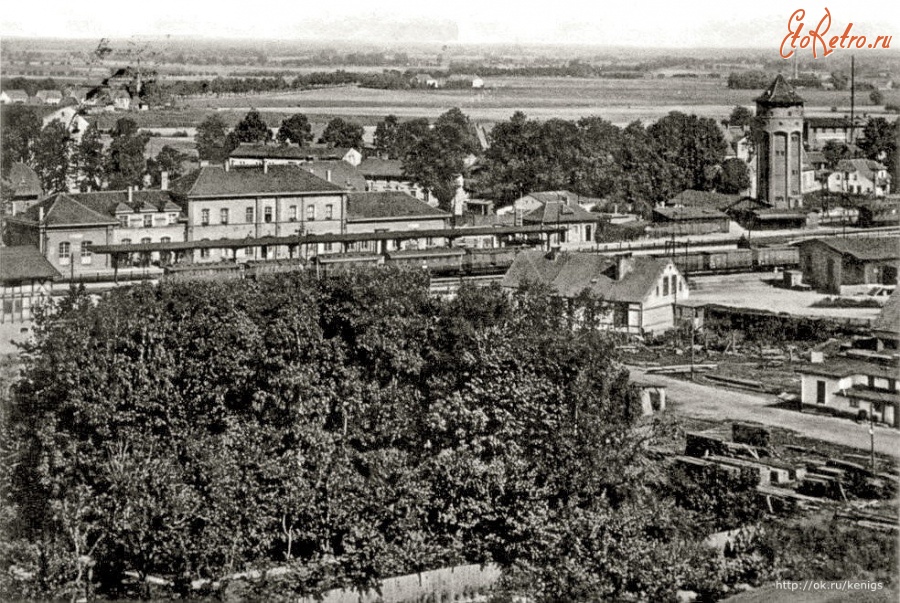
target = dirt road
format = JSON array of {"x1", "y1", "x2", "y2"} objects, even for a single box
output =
[{"x1": 629, "y1": 367, "x2": 900, "y2": 459}]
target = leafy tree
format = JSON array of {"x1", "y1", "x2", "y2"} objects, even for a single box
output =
[
  {"x1": 480, "y1": 111, "x2": 542, "y2": 202},
  {"x1": 74, "y1": 124, "x2": 105, "y2": 192},
  {"x1": 230, "y1": 108, "x2": 273, "y2": 145},
  {"x1": 276, "y1": 114, "x2": 313, "y2": 146},
  {"x1": 648, "y1": 111, "x2": 728, "y2": 192},
  {"x1": 373, "y1": 114, "x2": 400, "y2": 157},
  {"x1": 869, "y1": 89, "x2": 884, "y2": 106},
  {"x1": 615, "y1": 121, "x2": 677, "y2": 214},
  {"x1": 105, "y1": 118, "x2": 148, "y2": 190},
  {"x1": 716, "y1": 157, "x2": 751, "y2": 194},
  {"x1": 822, "y1": 140, "x2": 851, "y2": 170},
  {"x1": 727, "y1": 105, "x2": 754, "y2": 128},
  {"x1": 32, "y1": 120, "x2": 72, "y2": 193},
  {"x1": 146, "y1": 145, "x2": 188, "y2": 188},
  {"x1": 195, "y1": 114, "x2": 231, "y2": 163},
  {"x1": 1, "y1": 105, "x2": 42, "y2": 175},
  {"x1": 321, "y1": 117, "x2": 364, "y2": 149},
  {"x1": 857, "y1": 117, "x2": 897, "y2": 169},
  {"x1": 830, "y1": 72, "x2": 848, "y2": 91}
]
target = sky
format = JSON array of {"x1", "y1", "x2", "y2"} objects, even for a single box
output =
[{"x1": 1, "y1": 0, "x2": 898, "y2": 48}]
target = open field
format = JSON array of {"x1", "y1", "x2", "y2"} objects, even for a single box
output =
[{"x1": 175, "y1": 78, "x2": 900, "y2": 125}]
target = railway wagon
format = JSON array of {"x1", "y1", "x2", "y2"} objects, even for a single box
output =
[
  {"x1": 704, "y1": 249, "x2": 753, "y2": 271},
  {"x1": 752, "y1": 246, "x2": 799, "y2": 269},
  {"x1": 387, "y1": 248, "x2": 466, "y2": 272},
  {"x1": 464, "y1": 246, "x2": 523, "y2": 274},
  {"x1": 163, "y1": 262, "x2": 244, "y2": 282},
  {"x1": 671, "y1": 252, "x2": 706, "y2": 274}
]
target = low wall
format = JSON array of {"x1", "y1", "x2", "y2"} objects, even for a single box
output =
[{"x1": 299, "y1": 564, "x2": 502, "y2": 603}]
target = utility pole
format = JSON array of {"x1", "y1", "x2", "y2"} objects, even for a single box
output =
[
  {"x1": 850, "y1": 55, "x2": 856, "y2": 147},
  {"x1": 869, "y1": 415, "x2": 876, "y2": 469}
]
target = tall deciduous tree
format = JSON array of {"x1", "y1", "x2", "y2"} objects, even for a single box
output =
[
  {"x1": 321, "y1": 118, "x2": 364, "y2": 149},
  {"x1": 715, "y1": 158, "x2": 751, "y2": 194},
  {"x1": 1, "y1": 105, "x2": 42, "y2": 175},
  {"x1": 32, "y1": 120, "x2": 72, "y2": 193},
  {"x1": 230, "y1": 109, "x2": 273, "y2": 146},
  {"x1": 105, "y1": 117, "x2": 148, "y2": 190},
  {"x1": 857, "y1": 117, "x2": 897, "y2": 169},
  {"x1": 195, "y1": 114, "x2": 231, "y2": 163},
  {"x1": 648, "y1": 111, "x2": 728, "y2": 193},
  {"x1": 74, "y1": 124, "x2": 105, "y2": 192},
  {"x1": 146, "y1": 145, "x2": 188, "y2": 188},
  {"x1": 727, "y1": 106, "x2": 754, "y2": 128},
  {"x1": 276, "y1": 114, "x2": 313, "y2": 146}
]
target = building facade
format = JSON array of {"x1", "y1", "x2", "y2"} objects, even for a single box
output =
[
  {"x1": 798, "y1": 359, "x2": 899, "y2": 428},
  {"x1": 0, "y1": 245, "x2": 60, "y2": 324},
  {"x1": 755, "y1": 75, "x2": 805, "y2": 209},
  {"x1": 797, "y1": 237, "x2": 899, "y2": 294}
]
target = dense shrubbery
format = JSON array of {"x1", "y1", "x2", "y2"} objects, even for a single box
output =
[{"x1": 0, "y1": 270, "x2": 714, "y2": 601}]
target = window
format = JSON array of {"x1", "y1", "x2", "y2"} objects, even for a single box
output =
[
  {"x1": 141, "y1": 237, "x2": 151, "y2": 245},
  {"x1": 670, "y1": 275, "x2": 677, "y2": 295},
  {"x1": 264, "y1": 207, "x2": 273, "y2": 223},
  {"x1": 220, "y1": 208, "x2": 229, "y2": 225},
  {"x1": 80, "y1": 241, "x2": 92, "y2": 265},
  {"x1": 58, "y1": 242, "x2": 71, "y2": 265},
  {"x1": 169, "y1": 213, "x2": 178, "y2": 224},
  {"x1": 324, "y1": 242, "x2": 333, "y2": 252},
  {"x1": 849, "y1": 398, "x2": 860, "y2": 409},
  {"x1": 143, "y1": 214, "x2": 152, "y2": 228},
  {"x1": 200, "y1": 248, "x2": 210, "y2": 259},
  {"x1": 655, "y1": 286, "x2": 659, "y2": 297},
  {"x1": 289, "y1": 205, "x2": 298, "y2": 222},
  {"x1": 246, "y1": 207, "x2": 254, "y2": 223},
  {"x1": 121, "y1": 238, "x2": 131, "y2": 245},
  {"x1": 325, "y1": 204, "x2": 334, "y2": 220},
  {"x1": 662, "y1": 277, "x2": 670, "y2": 296},
  {"x1": 306, "y1": 205, "x2": 315, "y2": 221},
  {"x1": 118, "y1": 215, "x2": 128, "y2": 228},
  {"x1": 161, "y1": 237, "x2": 171, "y2": 244},
  {"x1": 816, "y1": 381, "x2": 826, "y2": 404},
  {"x1": 678, "y1": 279, "x2": 683, "y2": 292},
  {"x1": 201, "y1": 209, "x2": 210, "y2": 226}
]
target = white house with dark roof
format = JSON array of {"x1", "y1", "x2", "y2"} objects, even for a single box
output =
[
  {"x1": 516, "y1": 195, "x2": 604, "y2": 248},
  {"x1": 357, "y1": 157, "x2": 433, "y2": 203},
  {"x1": 827, "y1": 158, "x2": 892, "y2": 197},
  {"x1": 501, "y1": 250, "x2": 689, "y2": 334},
  {"x1": 35, "y1": 90, "x2": 63, "y2": 105},
  {"x1": 797, "y1": 357, "x2": 899, "y2": 428},
  {"x1": 0, "y1": 90, "x2": 29, "y2": 104},
  {"x1": 344, "y1": 191, "x2": 451, "y2": 253},
  {"x1": 171, "y1": 164, "x2": 347, "y2": 262},
  {"x1": 229, "y1": 144, "x2": 362, "y2": 168}
]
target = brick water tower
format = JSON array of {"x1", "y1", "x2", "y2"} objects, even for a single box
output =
[{"x1": 755, "y1": 74, "x2": 805, "y2": 209}]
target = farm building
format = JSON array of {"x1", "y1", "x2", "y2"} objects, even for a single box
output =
[
  {"x1": 827, "y1": 158, "x2": 892, "y2": 197},
  {"x1": 501, "y1": 250, "x2": 689, "y2": 335},
  {"x1": 797, "y1": 236, "x2": 899, "y2": 294},
  {"x1": 0, "y1": 245, "x2": 60, "y2": 324}
]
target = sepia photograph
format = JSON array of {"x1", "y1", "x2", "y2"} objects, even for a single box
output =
[{"x1": 1, "y1": 1, "x2": 899, "y2": 601}]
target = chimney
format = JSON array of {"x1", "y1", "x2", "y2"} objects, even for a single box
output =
[
  {"x1": 160, "y1": 170, "x2": 169, "y2": 191},
  {"x1": 224, "y1": 161, "x2": 230, "y2": 172},
  {"x1": 810, "y1": 350, "x2": 824, "y2": 364},
  {"x1": 615, "y1": 254, "x2": 634, "y2": 281},
  {"x1": 127, "y1": 186, "x2": 133, "y2": 204},
  {"x1": 262, "y1": 159, "x2": 268, "y2": 174},
  {"x1": 326, "y1": 169, "x2": 332, "y2": 182},
  {"x1": 38, "y1": 207, "x2": 44, "y2": 224}
]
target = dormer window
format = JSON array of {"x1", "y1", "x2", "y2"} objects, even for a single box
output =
[{"x1": 143, "y1": 214, "x2": 152, "y2": 228}]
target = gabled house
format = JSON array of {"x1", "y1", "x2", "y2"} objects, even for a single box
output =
[
  {"x1": 827, "y1": 158, "x2": 891, "y2": 197},
  {"x1": 651, "y1": 206, "x2": 730, "y2": 236},
  {"x1": 518, "y1": 197, "x2": 603, "y2": 247},
  {"x1": 2, "y1": 162, "x2": 43, "y2": 215},
  {"x1": 0, "y1": 90, "x2": 29, "y2": 104},
  {"x1": 35, "y1": 90, "x2": 63, "y2": 105},
  {"x1": 0, "y1": 245, "x2": 60, "y2": 324},
  {"x1": 344, "y1": 191, "x2": 451, "y2": 253},
  {"x1": 3, "y1": 193, "x2": 119, "y2": 277},
  {"x1": 501, "y1": 250, "x2": 688, "y2": 334},
  {"x1": 501, "y1": 190, "x2": 605, "y2": 216},
  {"x1": 804, "y1": 116, "x2": 866, "y2": 150}
]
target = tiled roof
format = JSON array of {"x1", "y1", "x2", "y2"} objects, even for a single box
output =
[
  {"x1": 522, "y1": 191, "x2": 604, "y2": 206},
  {"x1": 806, "y1": 116, "x2": 864, "y2": 129},
  {"x1": 20, "y1": 193, "x2": 118, "y2": 227},
  {"x1": 3, "y1": 162, "x2": 42, "y2": 198},
  {"x1": 502, "y1": 250, "x2": 672, "y2": 303},
  {"x1": 347, "y1": 192, "x2": 450, "y2": 220},
  {"x1": 230, "y1": 144, "x2": 356, "y2": 161},
  {"x1": 801, "y1": 236, "x2": 899, "y2": 262},
  {"x1": 3, "y1": 90, "x2": 29, "y2": 101},
  {"x1": 522, "y1": 200, "x2": 602, "y2": 224},
  {"x1": 834, "y1": 158, "x2": 888, "y2": 181},
  {"x1": 796, "y1": 358, "x2": 899, "y2": 380},
  {"x1": 755, "y1": 74, "x2": 804, "y2": 106},
  {"x1": 171, "y1": 165, "x2": 344, "y2": 197},
  {"x1": 358, "y1": 157, "x2": 405, "y2": 179},
  {"x1": 670, "y1": 189, "x2": 742, "y2": 210},
  {"x1": 301, "y1": 161, "x2": 367, "y2": 192},
  {"x1": 69, "y1": 190, "x2": 184, "y2": 217},
  {"x1": 0, "y1": 245, "x2": 61, "y2": 282},
  {"x1": 653, "y1": 206, "x2": 729, "y2": 221},
  {"x1": 872, "y1": 288, "x2": 899, "y2": 338},
  {"x1": 36, "y1": 90, "x2": 62, "y2": 100}
]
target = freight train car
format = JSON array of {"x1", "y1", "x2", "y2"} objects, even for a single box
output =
[{"x1": 752, "y1": 246, "x2": 799, "y2": 270}]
